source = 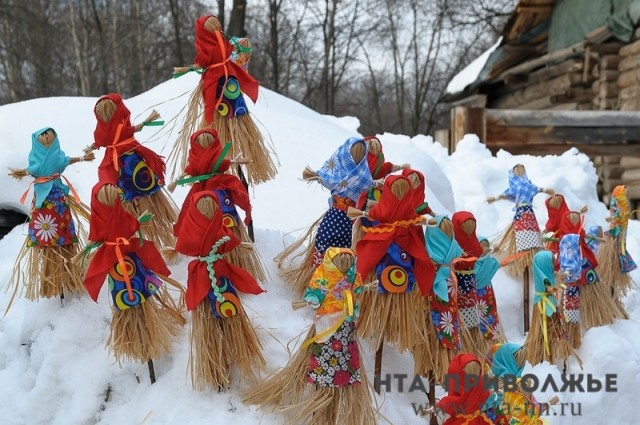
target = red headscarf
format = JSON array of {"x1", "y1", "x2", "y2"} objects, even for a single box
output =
[
  {"x1": 402, "y1": 168, "x2": 434, "y2": 215},
  {"x1": 438, "y1": 354, "x2": 493, "y2": 424},
  {"x1": 558, "y1": 212, "x2": 598, "y2": 268},
  {"x1": 355, "y1": 175, "x2": 435, "y2": 296},
  {"x1": 173, "y1": 130, "x2": 251, "y2": 237},
  {"x1": 544, "y1": 194, "x2": 569, "y2": 233},
  {"x1": 174, "y1": 190, "x2": 263, "y2": 310},
  {"x1": 364, "y1": 136, "x2": 393, "y2": 180},
  {"x1": 194, "y1": 16, "x2": 259, "y2": 124},
  {"x1": 452, "y1": 211, "x2": 483, "y2": 270},
  {"x1": 84, "y1": 182, "x2": 170, "y2": 302},
  {"x1": 93, "y1": 93, "x2": 166, "y2": 185}
]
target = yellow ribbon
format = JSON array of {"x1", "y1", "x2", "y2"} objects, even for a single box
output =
[
  {"x1": 535, "y1": 292, "x2": 557, "y2": 356},
  {"x1": 302, "y1": 290, "x2": 354, "y2": 348},
  {"x1": 362, "y1": 216, "x2": 425, "y2": 233}
]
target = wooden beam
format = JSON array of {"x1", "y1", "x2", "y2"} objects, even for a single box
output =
[
  {"x1": 496, "y1": 41, "x2": 586, "y2": 82},
  {"x1": 486, "y1": 109, "x2": 640, "y2": 127},
  {"x1": 516, "y1": 5, "x2": 554, "y2": 13},
  {"x1": 618, "y1": 68, "x2": 640, "y2": 89},
  {"x1": 619, "y1": 39, "x2": 640, "y2": 57},
  {"x1": 485, "y1": 142, "x2": 640, "y2": 156},
  {"x1": 451, "y1": 106, "x2": 486, "y2": 152}
]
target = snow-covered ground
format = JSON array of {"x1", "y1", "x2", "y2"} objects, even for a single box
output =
[{"x1": 0, "y1": 74, "x2": 638, "y2": 425}]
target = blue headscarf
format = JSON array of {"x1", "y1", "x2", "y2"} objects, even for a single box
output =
[
  {"x1": 315, "y1": 137, "x2": 374, "y2": 204},
  {"x1": 586, "y1": 225, "x2": 602, "y2": 254},
  {"x1": 490, "y1": 343, "x2": 525, "y2": 378},
  {"x1": 532, "y1": 250, "x2": 557, "y2": 316},
  {"x1": 474, "y1": 236, "x2": 500, "y2": 289},
  {"x1": 560, "y1": 234, "x2": 582, "y2": 283},
  {"x1": 425, "y1": 215, "x2": 462, "y2": 301},
  {"x1": 501, "y1": 166, "x2": 541, "y2": 205},
  {"x1": 26, "y1": 128, "x2": 71, "y2": 208}
]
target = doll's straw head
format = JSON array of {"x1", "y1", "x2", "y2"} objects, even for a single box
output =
[
  {"x1": 463, "y1": 359, "x2": 482, "y2": 375},
  {"x1": 460, "y1": 218, "x2": 476, "y2": 236},
  {"x1": 390, "y1": 177, "x2": 410, "y2": 199},
  {"x1": 548, "y1": 194, "x2": 564, "y2": 209},
  {"x1": 195, "y1": 131, "x2": 215, "y2": 148},
  {"x1": 513, "y1": 164, "x2": 525, "y2": 177},
  {"x1": 350, "y1": 140, "x2": 366, "y2": 164},
  {"x1": 479, "y1": 238, "x2": 491, "y2": 254},
  {"x1": 406, "y1": 172, "x2": 421, "y2": 189},
  {"x1": 568, "y1": 212, "x2": 580, "y2": 225},
  {"x1": 196, "y1": 195, "x2": 218, "y2": 219},
  {"x1": 365, "y1": 137, "x2": 382, "y2": 155},
  {"x1": 36, "y1": 128, "x2": 56, "y2": 148},
  {"x1": 439, "y1": 217, "x2": 454, "y2": 238},
  {"x1": 204, "y1": 16, "x2": 222, "y2": 32},
  {"x1": 96, "y1": 184, "x2": 120, "y2": 206},
  {"x1": 95, "y1": 98, "x2": 117, "y2": 122},
  {"x1": 332, "y1": 252, "x2": 355, "y2": 274}
]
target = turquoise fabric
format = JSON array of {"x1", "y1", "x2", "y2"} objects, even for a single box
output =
[
  {"x1": 532, "y1": 250, "x2": 557, "y2": 315},
  {"x1": 474, "y1": 255, "x2": 500, "y2": 289},
  {"x1": 425, "y1": 215, "x2": 463, "y2": 301},
  {"x1": 26, "y1": 128, "x2": 71, "y2": 208},
  {"x1": 492, "y1": 343, "x2": 525, "y2": 378}
]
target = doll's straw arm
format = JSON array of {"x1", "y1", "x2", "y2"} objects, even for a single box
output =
[
  {"x1": 8, "y1": 167, "x2": 28, "y2": 180},
  {"x1": 302, "y1": 166, "x2": 320, "y2": 182},
  {"x1": 167, "y1": 174, "x2": 187, "y2": 193},
  {"x1": 135, "y1": 110, "x2": 162, "y2": 132},
  {"x1": 347, "y1": 206, "x2": 368, "y2": 219},
  {"x1": 70, "y1": 151, "x2": 96, "y2": 165},
  {"x1": 291, "y1": 300, "x2": 315, "y2": 310}
]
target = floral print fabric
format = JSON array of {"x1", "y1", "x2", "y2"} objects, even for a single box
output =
[
  {"x1": 27, "y1": 185, "x2": 77, "y2": 247},
  {"x1": 307, "y1": 321, "x2": 361, "y2": 387}
]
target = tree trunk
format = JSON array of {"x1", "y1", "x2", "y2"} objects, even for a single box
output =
[
  {"x1": 168, "y1": 0, "x2": 184, "y2": 66},
  {"x1": 227, "y1": 0, "x2": 247, "y2": 37}
]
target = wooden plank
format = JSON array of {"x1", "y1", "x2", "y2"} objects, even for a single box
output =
[
  {"x1": 619, "y1": 39, "x2": 640, "y2": 57},
  {"x1": 493, "y1": 60, "x2": 583, "y2": 98},
  {"x1": 486, "y1": 124, "x2": 640, "y2": 146},
  {"x1": 451, "y1": 107, "x2": 486, "y2": 151},
  {"x1": 434, "y1": 129, "x2": 450, "y2": 150},
  {"x1": 496, "y1": 40, "x2": 586, "y2": 81},
  {"x1": 485, "y1": 142, "x2": 640, "y2": 156},
  {"x1": 621, "y1": 157, "x2": 640, "y2": 167},
  {"x1": 619, "y1": 86, "x2": 640, "y2": 101},
  {"x1": 599, "y1": 165, "x2": 625, "y2": 178},
  {"x1": 619, "y1": 55, "x2": 640, "y2": 72},
  {"x1": 589, "y1": 42, "x2": 624, "y2": 54},
  {"x1": 599, "y1": 81, "x2": 619, "y2": 99},
  {"x1": 485, "y1": 109, "x2": 640, "y2": 127},
  {"x1": 622, "y1": 169, "x2": 640, "y2": 181},
  {"x1": 585, "y1": 26, "x2": 612, "y2": 44},
  {"x1": 599, "y1": 98, "x2": 618, "y2": 110},
  {"x1": 617, "y1": 68, "x2": 640, "y2": 89},
  {"x1": 601, "y1": 55, "x2": 621, "y2": 69},
  {"x1": 598, "y1": 69, "x2": 619, "y2": 82},
  {"x1": 620, "y1": 98, "x2": 640, "y2": 110},
  {"x1": 491, "y1": 73, "x2": 584, "y2": 108}
]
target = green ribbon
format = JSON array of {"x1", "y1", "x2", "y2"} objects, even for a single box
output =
[
  {"x1": 197, "y1": 235, "x2": 230, "y2": 302},
  {"x1": 372, "y1": 155, "x2": 383, "y2": 178},
  {"x1": 228, "y1": 35, "x2": 252, "y2": 54},
  {"x1": 177, "y1": 141, "x2": 232, "y2": 186},
  {"x1": 415, "y1": 202, "x2": 430, "y2": 214},
  {"x1": 143, "y1": 120, "x2": 164, "y2": 127},
  {"x1": 79, "y1": 241, "x2": 103, "y2": 268}
]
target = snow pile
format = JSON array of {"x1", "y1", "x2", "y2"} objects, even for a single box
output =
[{"x1": 0, "y1": 76, "x2": 638, "y2": 425}]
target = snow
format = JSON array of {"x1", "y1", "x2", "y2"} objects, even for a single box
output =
[
  {"x1": 0, "y1": 75, "x2": 639, "y2": 425},
  {"x1": 446, "y1": 37, "x2": 502, "y2": 95}
]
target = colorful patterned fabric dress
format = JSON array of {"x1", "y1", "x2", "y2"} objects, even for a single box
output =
[
  {"x1": 304, "y1": 247, "x2": 364, "y2": 387},
  {"x1": 25, "y1": 128, "x2": 78, "y2": 248},
  {"x1": 608, "y1": 185, "x2": 637, "y2": 273},
  {"x1": 559, "y1": 234, "x2": 582, "y2": 325},
  {"x1": 501, "y1": 169, "x2": 543, "y2": 252},
  {"x1": 425, "y1": 216, "x2": 463, "y2": 350}
]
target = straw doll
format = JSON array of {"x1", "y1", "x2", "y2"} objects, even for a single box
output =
[
  {"x1": 451, "y1": 211, "x2": 486, "y2": 356},
  {"x1": 558, "y1": 233, "x2": 583, "y2": 349},
  {"x1": 7, "y1": 127, "x2": 94, "y2": 301},
  {"x1": 275, "y1": 137, "x2": 373, "y2": 295},
  {"x1": 543, "y1": 194, "x2": 571, "y2": 254},
  {"x1": 523, "y1": 250, "x2": 576, "y2": 366},
  {"x1": 484, "y1": 342, "x2": 558, "y2": 424},
  {"x1": 488, "y1": 164, "x2": 554, "y2": 276},
  {"x1": 91, "y1": 93, "x2": 178, "y2": 251},
  {"x1": 351, "y1": 175, "x2": 435, "y2": 360},
  {"x1": 414, "y1": 216, "x2": 462, "y2": 382},
  {"x1": 475, "y1": 237, "x2": 503, "y2": 343},
  {"x1": 173, "y1": 129, "x2": 267, "y2": 283},
  {"x1": 83, "y1": 183, "x2": 184, "y2": 366},
  {"x1": 171, "y1": 15, "x2": 276, "y2": 185},
  {"x1": 597, "y1": 185, "x2": 637, "y2": 317},
  {"x1": 352, "y1": 136, "x2": 408, "y2": 245},
  {"x1": 244, "y1": 247, "x2": 376, "y2": 425},
  {"x1": 437, "y1": 353, "x2": 505, "y2": 425},
  {"x1": 174, "y1": 191, "x2": 265, "y2": 390}
]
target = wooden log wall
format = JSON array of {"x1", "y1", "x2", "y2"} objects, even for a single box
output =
[
  {"x1": 489, "y1": 58, "x2": 596, "y2": 111},
  {"x1": 590, "y1": 43, "x2": 623, "y2": 109},
  {"x1": 618, "y1": 27, "x2": 640, "y2": 111}
]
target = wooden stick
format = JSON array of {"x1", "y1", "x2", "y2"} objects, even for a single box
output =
[
  {"x1": 148, "y1": 359, "x2": 157, "y2": 384},
  {"x1": 374, "y1": 341, "x2": 383, "y2": 395},
  {"x1": 236, "y1": 164, "x2": 254, "y2": 242},
  {"x1": 428, "y1": 371, "x2": 438, "y2": 425},
  {"x1": 524, "y1": 266, "x2": 530, "y2": 333}
]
